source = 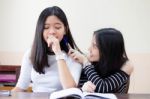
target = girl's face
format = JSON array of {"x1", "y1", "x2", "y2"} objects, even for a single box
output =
[
  {"x1": 43, "y1": 15, "x2": 65, "y2": 42},
  {"x1": 88, "y1": 35, "x2": 100, "y2": 62}
]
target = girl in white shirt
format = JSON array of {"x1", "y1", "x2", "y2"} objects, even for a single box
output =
[{"x1": 12, "y1": 6, "x2": 82, "y2": 93}]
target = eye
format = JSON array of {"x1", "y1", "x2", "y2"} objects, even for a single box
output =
[
  {"x1": 55, "y1": 23, "x2": 63, "y2": 30},
  {"x1": 44, "y1": 25, "x2": 49, "y2": 29},
  {"x1": 55, "y1": 26, "x2": 61, "y2": 30}
]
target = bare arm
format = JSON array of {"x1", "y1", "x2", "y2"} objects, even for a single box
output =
[
  {"x1": 47, "y1": 36, "x2": 78, "y2": 89},
  {"x1": 57, "y1": 59, "x2": 77, "y2": 88},
  {"x1": 12, "y1": 87, "x2": 26, "y2": 92}
]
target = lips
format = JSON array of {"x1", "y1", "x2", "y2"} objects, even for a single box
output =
[{"x1": 47, "y1": 36, "x2": 58, "y2": 39}]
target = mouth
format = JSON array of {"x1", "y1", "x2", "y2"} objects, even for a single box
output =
[{"x1": 47, "y1": 36, "x2": 58, "y2": 39}]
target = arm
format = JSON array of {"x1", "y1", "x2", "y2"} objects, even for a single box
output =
[
  {"x1": 56, "y1": 50, "x2": 82, "y2": 89},
  {"x1": 65, "y1": 56, "x2": 82, "y2": 86},
  {"x1": 67, "y1": 49, "x2": 132, "y2": 93},
  {"x1": 57, "y1": 58, "x2": 77, "y2": 88},
  {"x1": 83, "y1": 65, "x2": 129, "y2": 93},
  {"x1": 66, "y1": 49, "x2": 131, "y2": 92},
  {"x1": 57, "y1": 57, "x2": 82, "y2": 88},
  {"x1": 12, "y1": 49, "x2": 32, "y2": 92},
  {"x1": 48, "y1": 36, "x2": 80, "y2": 89},
  {"x1": 12, "y1": 87, "x2": 26, "y2": 92}
]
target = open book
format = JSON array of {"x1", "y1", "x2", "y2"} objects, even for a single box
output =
[{"x1": 50, "y1": 88, "x2": 117, "y2": 99}]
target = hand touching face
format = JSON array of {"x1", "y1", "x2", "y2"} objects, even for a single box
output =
[
  {"x1": 47, "y1": 35, "x2": 61, "y2": 54},
  {"x1": 68, "y1": 44, "x2": 87, "y2": 64},
  {"x1": 43, "y1": 15, "x2": 66, "y2": 54}
]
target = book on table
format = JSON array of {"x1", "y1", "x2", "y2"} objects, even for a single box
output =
[{"x1": 50, "y1": 88, "x2": 117, "y2": 99}]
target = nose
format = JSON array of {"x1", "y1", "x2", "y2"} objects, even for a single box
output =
[{"x1": 48, "y1": 28, "x2": 56, "y2": 35}]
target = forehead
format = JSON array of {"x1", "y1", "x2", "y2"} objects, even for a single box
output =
[
  {"x1": 92, "y1": 35, "x2": 96, "y2": 43},
  {"x1": 45, "y1": 15, "x2": 63, "y2": 25}
]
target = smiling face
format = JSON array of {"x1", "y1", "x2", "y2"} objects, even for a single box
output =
[
  {"x1": 88, "y1": 35, "x2": 100, "y2": 62},
  {"x1": 43, "y1": 15, "x2": 66, "y2": 43}
]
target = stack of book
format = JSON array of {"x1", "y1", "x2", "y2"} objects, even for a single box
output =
[
  {"x1": 0, "y1": 65, "x2": 20, "y2": 87},
  {"x1": 0, "y1": 74, "x2": 16, "y2": 86}
]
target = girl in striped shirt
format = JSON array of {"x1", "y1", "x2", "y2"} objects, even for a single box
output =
[{"x1": 69, "y1": 28, "x2": 133, "y2": 93}]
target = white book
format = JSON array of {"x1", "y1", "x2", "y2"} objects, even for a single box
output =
[{"x1": 50, "y1": 88, "x2": 117, "y2": 99}]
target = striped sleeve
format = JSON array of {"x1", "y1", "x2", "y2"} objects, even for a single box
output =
[{"x1": 83, "y1": 65, "x2": 129, "y2": 93}]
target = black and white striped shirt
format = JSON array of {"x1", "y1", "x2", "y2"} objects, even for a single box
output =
[{"x1": 78, "y1": 65, "x2": 129, "y2": 93}]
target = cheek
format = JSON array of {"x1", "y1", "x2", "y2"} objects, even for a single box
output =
[
  {"x1": 95, "y1": 52, "x2": 100, "y2": 61},
  {"x1": 93, "y1": 52, "x2": 99, "y2": 61},
  {"x1": 43, "y1": 32, "x2": 47, "y2": 42},
  {"x1": 89, "y1": 50, "x2": 99, "y2": 62},
  {"x1": 58, "y1": 34, "x2": 64, "y2": 41},
  {"x1": 56, "y1": 31, "x2": 65, "y2": 41}
]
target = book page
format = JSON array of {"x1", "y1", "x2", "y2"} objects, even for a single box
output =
[
  {"x1": 50, "y1": 88, "x2": 83, "y2": 99},
  {"x1": 83, "y1": 92, "x2": 117, "y2": 99}
]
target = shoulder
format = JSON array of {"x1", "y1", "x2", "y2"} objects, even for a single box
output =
[
  {"x1": 23, "y1": 48, "x2": 32, "y2": 58},
  {"x1": 22, "y1": 48, "x2": 32, "y2": 65},
  {"x1": 121, "y1": 60, "x2": 134, "y2": 75}
]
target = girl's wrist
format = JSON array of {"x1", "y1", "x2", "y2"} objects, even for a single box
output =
[
  {"x1": 82, "y1": 58, "x2": 91, "y2": 68},
  {"x1": 55, "y1": 51, "x2": 65, "y2": 60}
]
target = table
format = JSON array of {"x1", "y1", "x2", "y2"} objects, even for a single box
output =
[
  {"x1": 116, "y1": 94, "x2": 150, "y2": 99},
  {"x1": 0, "y1": 92, "x2": 150, "y2": 99},
  {"x1": 0, "y1": 92, "x2": 50, "y2": 99}
]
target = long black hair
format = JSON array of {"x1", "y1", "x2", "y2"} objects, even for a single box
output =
[
  {"x1": 31, "y1": 6, "x2": 81, "y2": 74},
  {"x1": 93, "y1": 28, "x2": 128, "y2": 78}
]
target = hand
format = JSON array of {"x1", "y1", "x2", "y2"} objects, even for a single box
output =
[
  {"x1": 81, "y1": 81, "x2": 96, "y2": 93},
  {"x1": 47, "y1": 35, "x2": 61, "y2": 54},
  {"x1": 68, "y1": 45, "x2": 87, "y2": 64}
]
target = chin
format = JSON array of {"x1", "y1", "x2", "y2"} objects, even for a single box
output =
[
  {"x1": 89, "y1": 58, "x2": 98, "y2": 62},
  {"x1": 89, "y1": 58, "x2": 94, "y2": 62}
]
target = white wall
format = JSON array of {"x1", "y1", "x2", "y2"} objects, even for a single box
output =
[
  {"x1": 0, "y1": 0, "x2": 150, "y2": 93},
  {"x1": 0, "y1": 0, "x2": 150, "y2": 53}
]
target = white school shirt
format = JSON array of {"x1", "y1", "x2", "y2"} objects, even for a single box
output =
[{"x1": 16, "y1": 49, "x2": 82, "y2": 93}]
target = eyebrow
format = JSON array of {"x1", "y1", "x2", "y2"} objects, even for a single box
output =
[{"x1": 44, "y1": 23, "x2": 62, "y2": 25}]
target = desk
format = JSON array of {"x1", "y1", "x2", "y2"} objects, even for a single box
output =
[
  {"x1": 0, "y1": 92, "x2": 150, "y2": 99},
  {"x1": 0, "y1": 92, "x2": 50, "y2": 99},
  {"x1": 116, "y1": 94, "x2": 150, "y2": 99}
]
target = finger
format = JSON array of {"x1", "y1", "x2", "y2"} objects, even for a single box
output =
[
  {"x1": 67, "y1": 43, "x2": 73, "y2": 50},
  {"x1": 81, "y1": 82, "x2": 87, "y2": 92},
  {"x1": 47, "y1": 35, "x2": 53, "y2": 47},
  {"x1": 87, "y1": 84, "x2": 95, "y2": 92},
  {"x1": 69, "y1": 52, "x2": 76, "y2": 59},
  {"x1": 48, "y1": 35, "x2": 55, "y2": 38},
  {"x1": 88, "y1": 81, "x2": 96, "y2": 92},
  {"x1": 68, "y1": 49, "x2": 75, "y2": 55},
  {"x1": 48, "y1": 36, "x2": 59, "y2": 47},
  {"x1": 47, "y1": 38, "x2": 53, "y2": 47},
  {"x1": 48, "y1": 41, "x2": 51, "y2": 47},
  {"x1": 70, "y1": 51, "x2": 78, "y2": 58},
  {"x1": 83, "y1": 82, "x2": 94, "y2": 93},
  {"x1": 86, "y1": 86, "x2": 94, "y2": 93}
]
